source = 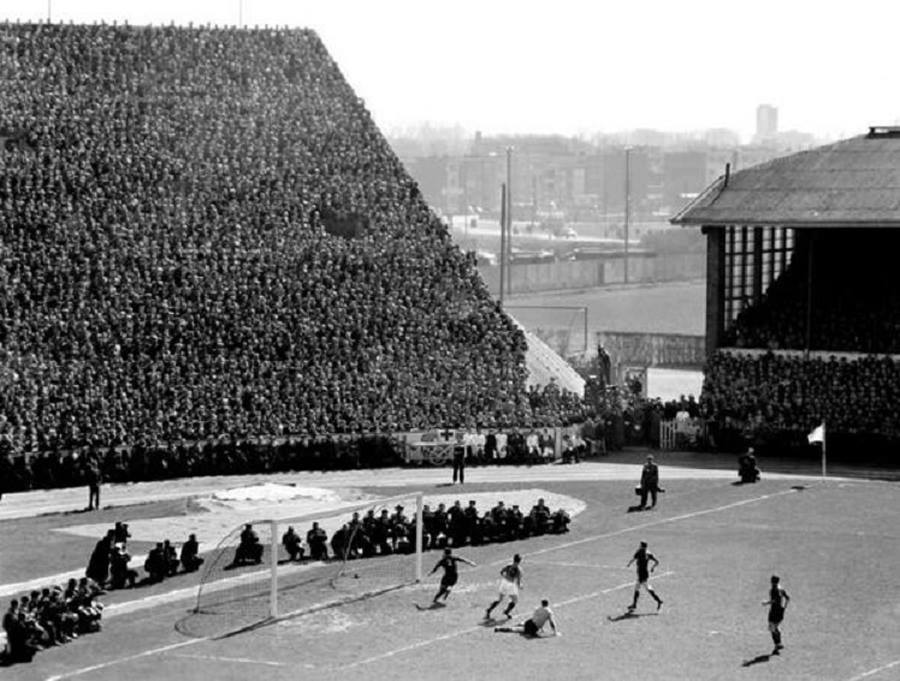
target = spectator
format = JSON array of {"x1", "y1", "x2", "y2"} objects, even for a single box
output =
[
  {"x1": 109, "y1": 545, "x2": 138, "y2": 589},
  {"x1": 638, "y1": 456, "x2": 662, "y2": 510},
  {"x1": 281, "y1": 526, "x2": 305, "y2": 562},
  {"x1": 233, "y1": 524, "x2": 264, "y2": 566},
  {"x1": 180, "y1": 534, "x2": 204, "y2": 572},
  {"x1": 144, "y1": 543, "x2": 169, "y2": 583},
  {"x1": 306, "y1": 522, "x2": 328, "y2": 561}
]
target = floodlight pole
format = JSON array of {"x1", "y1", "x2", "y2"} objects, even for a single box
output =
[
  {"x1": 238, "y1": 0, "x2": 244, "y2": 28},
  {"x1": 47, "y1": 0, "x2": 51, "y2": 22}
]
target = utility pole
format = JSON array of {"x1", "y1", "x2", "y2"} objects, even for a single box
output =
[
  {"x1": 238, "y1": 0, "x2": 243, "y2": 28},
  {"x1": 47, "y1": 0, "x2": 51, "y2": 22},
  {"x1": 506, "y1": 146, "x2": 513, "y2": 296},
  {"x1": 624, "y1": 147, "x2": 631, "y2": 284},
  {"x1": 499, "y1": 183, "x2": 507, "y2": 305}
]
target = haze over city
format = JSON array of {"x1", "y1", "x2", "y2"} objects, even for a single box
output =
[{"x1": 5, "y1": 0, "x2": 900, "y2": 142}]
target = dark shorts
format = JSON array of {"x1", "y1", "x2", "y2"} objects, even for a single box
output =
[
  {"x1": 441, "y1": 575, "x2": 458, "y2": 588},
  {"x1": 523, "y1": 619, "x2": 539, "y2": 636},
  {"x1": 768, "y1": 609, "x2": 784, "y2": 625}
]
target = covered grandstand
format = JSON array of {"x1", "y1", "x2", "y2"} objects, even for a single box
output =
[
  {"x1": 0, "y1": 22, "x2": 588, "y2": 482},
  {"x1": 672, "y1": 126, "x2": 900, "y2": 456}
]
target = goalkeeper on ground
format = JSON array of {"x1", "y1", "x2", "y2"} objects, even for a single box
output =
[{"x1": 494, "y1": 599, "x2": 559, "y2": 637}]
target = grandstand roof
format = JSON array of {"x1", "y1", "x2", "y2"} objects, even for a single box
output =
[{"x1": 671, "y1": 127, "x2": 900, "y2": 227}]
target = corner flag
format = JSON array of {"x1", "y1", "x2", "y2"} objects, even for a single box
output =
[
  {"x1": 807, "y1": 422, "x2": 825, "y2": 444},
  {"x1": 808, "y1": 422, "x2": 827, "y2": 477}
]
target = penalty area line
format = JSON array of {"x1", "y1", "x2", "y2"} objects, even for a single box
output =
[
  {"x1": 520, "y1": 487, "x2": 801, "y2": 562},
  {"x1": 527, "y1": 559, "x2": 630, "y2": 571},
  {"x1": 845, "y1": 658, "x2": 900, "y2": 681},
  {"x1": 338, "y1": 573, "x2": 674, "y2": 671},
  {"x1": 168, "y1": 653, "x2": 291, "y2": 668},
  {"x1": 45, "y1": 639, "x2": 203, "y2": 681}
]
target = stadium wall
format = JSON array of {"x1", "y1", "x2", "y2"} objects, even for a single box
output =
[{"x1": 477, "y1": 251, "x2": 704, "y2": 294}]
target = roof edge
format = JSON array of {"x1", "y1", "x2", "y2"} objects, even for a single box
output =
[
  {"x1": 671, "y1": 219, "x2": 900, "y2": 228},
  {"x1": 669, "y1": 175, "x2": 725, "y2": 225}
]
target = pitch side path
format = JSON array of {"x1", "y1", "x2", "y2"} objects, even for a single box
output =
[
  {"x1": 4, "y1": 449, "x2": 896, "y2": 524},
  {"x1": 2, "y1": 450, "x2": 898, "y2": 681}
]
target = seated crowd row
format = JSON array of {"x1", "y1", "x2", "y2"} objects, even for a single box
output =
[
  {"x1": 85, "y1": 521, "x2": 204, "y2": 591},
  {"x1": 260, "y1": 497, "x2": 572, "y2": 565},
  {"x1": 2, "y1": 578, "x2": 103, "y2": 664}
]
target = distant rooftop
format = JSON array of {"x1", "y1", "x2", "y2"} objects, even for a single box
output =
[{"x1": 671, "y1": 127, "x2": 900, "y2": 227}]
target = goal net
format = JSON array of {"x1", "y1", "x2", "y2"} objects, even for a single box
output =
[{"x1": 181, "y1": 492, "x2": 424, "y2": 638}]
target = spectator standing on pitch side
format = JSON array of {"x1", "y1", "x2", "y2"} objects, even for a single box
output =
[
  {"x1": 451, "y1": 435, "x2": 466, "y2": 485},
  {"x1": 638, "y1": 455, "x2": 662, "y2": 510}
]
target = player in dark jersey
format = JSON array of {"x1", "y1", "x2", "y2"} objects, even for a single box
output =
[
  {"x1": 626, "y1": 541, "x2": 663, "y2": 611},
  {"x1": 484, "y1": 554, "x2": 523, "y2": 620},
  {"x1": 762, "y1": 575, "x2": 790, "y2": 654},
  {"x1": 429, "y1": 548, "x2": 476, "y2": 605}
]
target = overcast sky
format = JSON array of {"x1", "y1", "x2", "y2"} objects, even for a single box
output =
[{"x1": 5, "y1": 0, "x2": 899, "y2": 142}]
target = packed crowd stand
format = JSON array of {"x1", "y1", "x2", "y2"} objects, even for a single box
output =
[
  {"x1": 0, "y1": 22, "x2": 593, "y2": 477},
  {"x1": 701, "y1": 351, "x2": 900, "y2": 443}
]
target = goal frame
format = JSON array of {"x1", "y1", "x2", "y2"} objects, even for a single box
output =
[{"x1": 264, "y1": 491, "x2": 425, "y2": 619}]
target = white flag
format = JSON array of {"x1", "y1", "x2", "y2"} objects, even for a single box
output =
[{"x1": 807, "y1": 422, "x2": 825, "y2": 444}]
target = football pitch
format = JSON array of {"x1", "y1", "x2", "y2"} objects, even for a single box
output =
[{"x1": 3, "y1": 461, "x2": 899, "y2": 681}]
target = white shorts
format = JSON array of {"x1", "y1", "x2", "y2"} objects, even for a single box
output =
[{"x1": 498, "y1": 579, "x2": 519, "y2": 600}]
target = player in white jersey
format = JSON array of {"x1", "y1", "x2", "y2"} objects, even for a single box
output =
[
  {"x1": 494, "y1": 599, "x2": 559, "y2": 637},
  {"x1": 484, "y1": 554, "x2": 522, "y2": 620}
]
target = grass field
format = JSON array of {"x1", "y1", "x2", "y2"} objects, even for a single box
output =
[
  {"x1": 2, "y1": 462, "x2": 899, "y2": 681},
  {"x1": 507, "y1": 280, "x2": 706, "y2": 343}
]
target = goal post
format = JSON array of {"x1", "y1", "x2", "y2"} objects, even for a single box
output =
[{"x1": 185, "y1": 491, "x2": 425, "y2": 637}]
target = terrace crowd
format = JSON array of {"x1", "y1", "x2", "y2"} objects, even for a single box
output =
[
  {"x1": 701, "y1": 351, "x2": 900, "y2": 440},
  {"x1": 0, "y1": 22, "x2": 589, "y2": 465}
]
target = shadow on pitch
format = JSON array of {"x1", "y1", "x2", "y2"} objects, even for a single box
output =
[
  {"x1": 607, "y1": 611, "x2": 659, "y2": 622},
  {"x1": 415, "y1": 602, "x2": 446, "y2": 611},
  {"x1": 741, "y1": 653, "x2": 773, "y2": 667}
]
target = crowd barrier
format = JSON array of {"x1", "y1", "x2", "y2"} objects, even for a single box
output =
[{"x1": 658, "y1": 418, "x2": 706, "y2": 451}]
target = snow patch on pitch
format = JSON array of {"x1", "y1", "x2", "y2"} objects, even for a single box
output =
[
  {"x1": 53, "y1": 483, "x2": 374, "y2": 547},
  {"x1": 210, "y1": 483, "x2": 343, "y2": 504}
]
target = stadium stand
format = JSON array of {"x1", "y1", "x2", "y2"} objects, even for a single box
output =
[
  {"x1": 0, "y1": 22, "x2": 595, "y2": 480},
  {"x1": 673, "y1": 131, "x2": 900, "y2": 456}
]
